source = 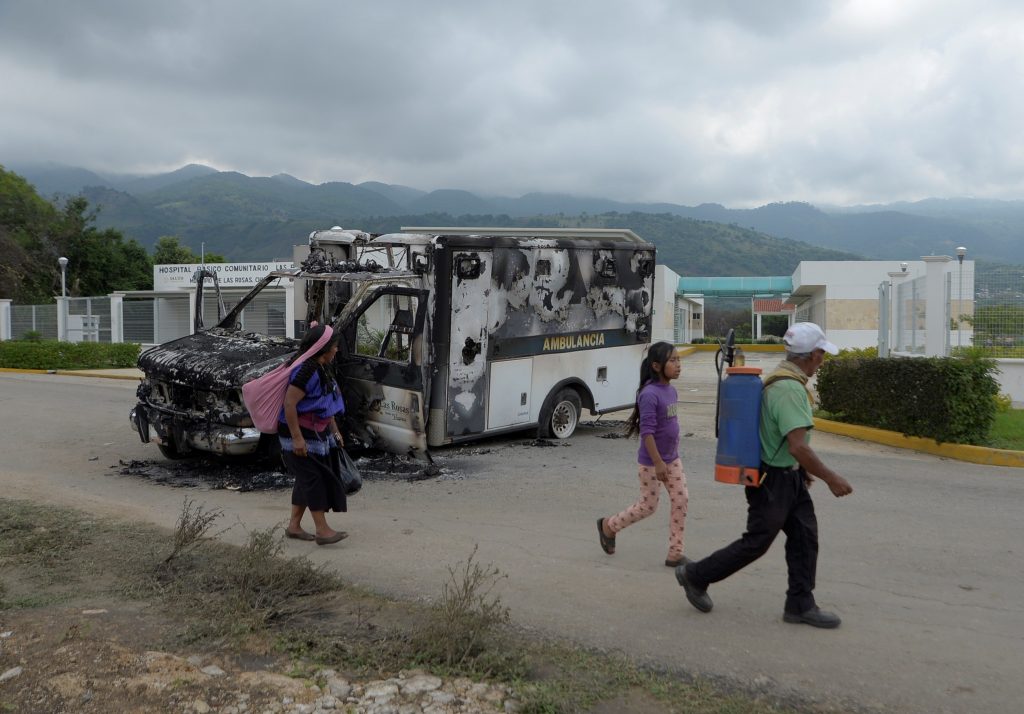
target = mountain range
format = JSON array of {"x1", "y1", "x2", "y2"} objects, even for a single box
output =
[{"x1": 8, "y1": 162, "x2": 1023, "y2": 273}]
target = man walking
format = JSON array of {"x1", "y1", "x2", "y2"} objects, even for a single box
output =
[{"x1": 676, "y1": 322, "x2": 853, "y2": 628}]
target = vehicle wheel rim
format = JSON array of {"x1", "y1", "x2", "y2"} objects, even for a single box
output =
[{"x1": 551, "y1": 400, "x2": 578, "y2": 438}]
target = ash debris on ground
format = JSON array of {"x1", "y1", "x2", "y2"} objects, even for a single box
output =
[
  {"x1": 116, "y1": 451, "x2": 462, "y2": 490},
  {"x1": 357, "y1": 454, "x2": 453, "y2": 482},
  {"x1": 116, "y1": 459, "x2": 291, "y2": 491},
  {"x1": 583, "y1": 419, "x2": 630, "y2": 439}
]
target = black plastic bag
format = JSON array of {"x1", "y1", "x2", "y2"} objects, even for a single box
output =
[{"x1": 338, "y1": 448, "x2": 362, "y2": 495}]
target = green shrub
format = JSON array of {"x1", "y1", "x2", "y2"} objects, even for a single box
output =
[
  {"x1": 411, "y1": 545, "x2": 512, "y2": 671},
  {"x1": 0, "y1": 340, "x2": 141, "y2": 369},
  {"x1": 833, "y1": 346, "x2": 879, "y2": 360},
  {"x1": 817, "y1": 355, "x2": 1000, "y2": 445},
  {"x1": 692, "y1": 335, "x2": 782, "y2": 346},
  {"x1": 994, "y1": 392, "x2": 1013, "y2": 413}
]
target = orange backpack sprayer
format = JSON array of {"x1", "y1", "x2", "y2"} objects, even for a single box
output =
[{"x1": 714, "y1": 330, "x2": 765, "y2": 486}]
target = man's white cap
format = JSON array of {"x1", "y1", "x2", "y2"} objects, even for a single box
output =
[{"x1": 783, "y1": 322, "x2": 838, "y2": 355}]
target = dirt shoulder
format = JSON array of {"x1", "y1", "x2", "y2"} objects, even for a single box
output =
[{"x1": 0, "y1": 498, "x2": 795, "y2": 714}]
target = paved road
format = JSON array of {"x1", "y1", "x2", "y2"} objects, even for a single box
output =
[{"x1": 2, "y1": 355, "x2": 1022, "y2": 713}]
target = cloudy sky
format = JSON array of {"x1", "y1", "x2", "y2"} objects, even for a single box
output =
[{"x1": 2, "y1": 0, "x2": 1023, "y2": 207}]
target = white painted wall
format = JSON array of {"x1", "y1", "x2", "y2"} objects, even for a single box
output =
[
  {"x1": 792, "y1": 259, "x2": 975, "y2": 352},
  {"x1": 995, "y1": 359, "x2": 1024, "y2": 407},
  {"x1": 654, "y1": 264, "x2": 679, "y2": 343}
]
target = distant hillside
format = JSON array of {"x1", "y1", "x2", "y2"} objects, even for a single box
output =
[
  {"x1": 145, "y1": 210, "x2": 856, "y2": 276},
  {"x1": 595, "y1": 213, "x2": 859, "y2": 276},
  {"x1": 357, "y1": 181, "x2": 426, "y2": 206},
  {"x1": 8, "y1": 162, "x2": 110, "y2": 197},
  {"x1": 117, "y1": 163, "x2": 218, "y2": 194},
  {"x1": 9, "y1": 162, "x2": 1024, "y2": 264},
  {"x1": 406, "y1": 189, "x2": 496, "y2": 215}
]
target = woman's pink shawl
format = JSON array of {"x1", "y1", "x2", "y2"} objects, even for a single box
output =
[{"x1": 241, "y1": 326, "x2": 333, "y2": 433}]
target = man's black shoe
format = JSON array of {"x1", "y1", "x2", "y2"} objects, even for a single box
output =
[
  {"x1": 783, "y1": 606, "x2": 841, "y2": 629},
  {"x1": 674, "y1": 564, "x2": 712, "y2": 613}
]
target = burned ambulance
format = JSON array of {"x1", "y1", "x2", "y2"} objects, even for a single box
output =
[{"x1": 131, "y1": 226, "x2": 655, "y2": 460}]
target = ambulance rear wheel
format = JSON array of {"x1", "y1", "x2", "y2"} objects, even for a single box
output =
[{"x1": 539, "y1": 388, "x2": 581, "y2": 440}]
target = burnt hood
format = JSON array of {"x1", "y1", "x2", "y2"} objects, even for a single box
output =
[{"x1": 138, "y1": 329, "x2": 298, "y2": 391}]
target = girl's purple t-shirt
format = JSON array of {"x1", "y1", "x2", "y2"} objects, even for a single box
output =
[{"x1": 636, "y1": 381, "x2": 680, "y2": 466}]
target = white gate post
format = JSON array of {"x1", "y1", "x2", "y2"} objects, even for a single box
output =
[
  {"x1": 56, "y1": 296, "x2": 68, "y2": 342},
  {"x1": 0, "y1": 299, "x2": 11, "y2": 340},
  {"x1": 109, "y1": 293, "x2": 124, "y2": 343},
  {"x1": 923, "y1": 255, "x2": 952, "y2": 357}
]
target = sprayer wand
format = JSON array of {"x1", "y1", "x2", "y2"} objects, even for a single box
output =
[{"x1": 714, "y1": 329, "x2": 736, "y2": 438}]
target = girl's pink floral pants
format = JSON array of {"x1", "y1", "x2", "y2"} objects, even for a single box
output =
[{"x1": 606, "y1": 457, "x2": 688, "y2": 561}]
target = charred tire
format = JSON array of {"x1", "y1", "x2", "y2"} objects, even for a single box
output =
[
  {"x1": 539, "y1": 388, "x2": 582, "y2": 440},
  {"x1": 156, "y1": 437, "x2": 186, "y2": 460}
]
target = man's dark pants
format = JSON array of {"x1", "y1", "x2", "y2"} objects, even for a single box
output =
[{"x1": 689, "y1": 466, "x2": 819, "y2": 614}]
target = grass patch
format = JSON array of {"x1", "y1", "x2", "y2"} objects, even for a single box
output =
[
  {"x1": 987, "y1": 409, "x2": 1024, "y2": 450},
  {"x1": 0, "y1": 497, "x2": 795, "y2": 714},
  {"x1": 410, "y1": 544, "x2": 514, "y2": 672},
  {"x1": 816, "y1": 407, "x2": 1024, "y2": 452}
]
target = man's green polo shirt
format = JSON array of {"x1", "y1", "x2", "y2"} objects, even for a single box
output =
[{"x1": 759, "y1": 378, "x2": 813, "y2": 468}]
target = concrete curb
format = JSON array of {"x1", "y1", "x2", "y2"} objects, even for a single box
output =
[
  {"x1": 55, "y1": 370, "x2": 142, "y2": 381},
  {"x1": 815, "y1": 417, "x2": 1024, "y2": 469}
]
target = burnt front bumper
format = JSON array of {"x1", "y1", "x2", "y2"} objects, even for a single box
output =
[{"x1": 130, "y1": 401, "x2": 263, "y2": 457}]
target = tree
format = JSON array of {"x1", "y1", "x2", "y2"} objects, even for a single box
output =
[
  {"x1": 152, "y1": 236, "x2": 226, "y2": 264},
  {"x1": 0, "y1": 167, "x2": 153, "y2": 301},
  {"x1": 57, "y1": 197, "x2": 153, "y2": 295},
  {"x1": 0, "y1": 167, "x2": 62, "y2": 302}
]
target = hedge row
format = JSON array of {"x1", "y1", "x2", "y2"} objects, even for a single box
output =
[
  {"x1": 0, "y1": 340, "x2": 141, "y2": 370},
  {"x1": 817, "y1": 356, "x2": 1000, "y2": 445},
  {"x1": 691, "y1": 336, "x2": 783, "y2": 345}
]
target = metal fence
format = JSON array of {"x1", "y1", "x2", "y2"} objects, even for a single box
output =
[
  {"x1": 10, "y1": 304, "x2": 58, "y2": 340},
  {"x1": 971, "y1": 267, "x2": 1024, "y2": 357},
  {"x1": 199, "y1": 290, "x2": 287, "y2": 337},
  {"x1": 66, "y1": 296, "x2": 111, "y2": 343},
  {"x1": 123, "y1": 295, "x2": 192, "y2": 345},
  {"x1": 893, "y1": 274, "x2": 929, "y2": 355},
  {"x1": 4, "y1": 288, "x2": 288, "y2": 345}
]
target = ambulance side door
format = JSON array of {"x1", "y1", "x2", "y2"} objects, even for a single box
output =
[{"x1": 336, "y1": 286, "x2": 430, "y2": 458}]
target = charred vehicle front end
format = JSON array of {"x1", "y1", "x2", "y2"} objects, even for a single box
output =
[{"x1": 130, "y1": 269, "x2": 301, "y2": 458}]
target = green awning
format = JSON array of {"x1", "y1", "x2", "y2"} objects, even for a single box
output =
[{"x1": 678, "y1": 276, "x2": 792, "y2": 297}]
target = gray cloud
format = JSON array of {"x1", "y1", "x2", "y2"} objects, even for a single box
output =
[{"x1": 2, "y1": 0, "x2": 1024, "y2": 206}]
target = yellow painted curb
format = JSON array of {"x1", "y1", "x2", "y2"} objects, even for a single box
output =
[
  {"x1": 815, "y1": 418, "x2": 1024, "y2": 468},
  {"x1": 0, "y1": 367, "x2": 50, "y2": 374},
  {"x1": 675, "y1": 346, "x2": 698, "y2": 357}
]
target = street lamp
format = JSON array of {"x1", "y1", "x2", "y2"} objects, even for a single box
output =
[
  {"x1": 956, "y1": 246, "x2": 966, "y2": 349},
  {"x1": 58, "y1": 256, "x2": 68, "y2": 297}
]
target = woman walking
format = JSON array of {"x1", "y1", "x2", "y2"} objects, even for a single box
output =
[
  {"x1": 598, "y1": 341, "x2": 689, "y2": 566},
  {"x1": 280, "y1": 323, "x2": 349, "y2": 545}
]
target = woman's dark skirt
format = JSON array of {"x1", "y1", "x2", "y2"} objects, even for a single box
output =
[{"x1": 278, "y1": 423, "x2": 347, "y2": 513}]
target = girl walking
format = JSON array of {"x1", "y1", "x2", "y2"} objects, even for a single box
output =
[{"x1": 598, "y1": 341, "x2": 689, "y2": 567}]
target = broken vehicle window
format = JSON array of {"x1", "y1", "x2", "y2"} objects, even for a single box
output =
[{"x1": 355, "y1": 293, "x2": 419, "y2": 363}]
